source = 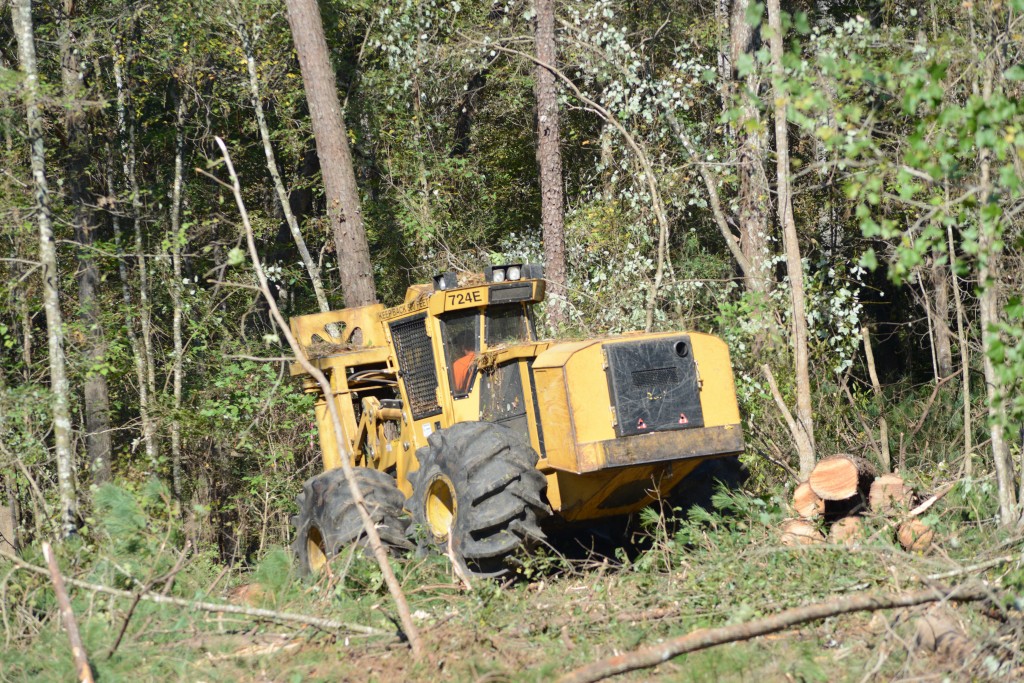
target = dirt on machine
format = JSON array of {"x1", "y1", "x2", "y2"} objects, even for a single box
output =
[{"x1": 288, "y1": 263, "x2": 745, "y2": 577}]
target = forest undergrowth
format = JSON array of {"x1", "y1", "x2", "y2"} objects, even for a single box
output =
[{"x1": 2, "y1": 480, "x2": 1022, "y2": 682}]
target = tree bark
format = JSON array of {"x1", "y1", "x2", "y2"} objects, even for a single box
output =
[
  {"x1": 533, "y1": 0, "x2": 568, "y2": 329},
  {"x1": 767, "y1": 0, "x2": 816, "y2": 477},
  {"x1": 930, "y1": 255, "x2": 954, "y2": 379},
  {"x1": 59, "y1": 0, "x2": 112, "y2": 483},
  {"x1": 862, "y1": 325, "x2": 891, "y2": 472},
  {"x1": 729, "y1": 0, "x2": 771, "y2": 295},
  {"x1": 236, "y1": 17, "x2": 329, "y2": 313},
  {"x1": 976, "y1": 62, "x2": 1017, "y2": 525},
  {"x1": 284, "y1": 0, "x2": 377, "y2": 307},
  {"x1": 13, "y1": 0, "x2": 78, "y2": 536},
  {"x1": 170, "y1": 95, "x2": 186, "y2": 501},
  {"x1": 947, "y1": 220, "x2": 972, "y2": 476}
]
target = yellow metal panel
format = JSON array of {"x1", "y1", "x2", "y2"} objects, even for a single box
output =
[
  {"x1": 533, "y1": 366, "x2": 578, "y2": 472},
  {"x1": 288, "y1": 304, "x2": 385, "y2": 349},
  {"x1": 565, "y1": 343, "x2": 616, "y2": 445},
  {"x1": 313, "y1": 398, "x2": 342, "y2": 471},
  {"x1": 532, "y1": 339, "x2": 600, "y2": 369},
  {"x1": 689, "y1": 333, "x2": 742, "y2": 427}
]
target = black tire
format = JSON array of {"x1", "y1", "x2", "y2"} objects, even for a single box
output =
[
  {"x1": 407, "y1": 422, "x2": 550, "y2": 578},
  {"x1": 291, "y1": 466, "x2": 411, "y2": 576}
]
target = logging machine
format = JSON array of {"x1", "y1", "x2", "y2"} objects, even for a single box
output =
[{"x1": 288, "y1": 265, "x2": 745, "y2": 576}]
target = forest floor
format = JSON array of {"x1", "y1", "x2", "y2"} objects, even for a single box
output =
[{"x1": 2, "y1": 486, "x2": 1023, "y2": 682}]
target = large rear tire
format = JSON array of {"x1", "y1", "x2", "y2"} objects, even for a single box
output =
[
  {"x1": 291, "y1": 467, "x2": 410, "y2": 576},
  {"x1": 408, "y1": 422, "x2": 550, "y2": 578}
]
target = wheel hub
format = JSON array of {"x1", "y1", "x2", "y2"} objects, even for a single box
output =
[
  {"x1": 425, "y1": 475, "x2": 456, "y2": 539},
  {"x1": 306, "y1": 526, "x2": 327, "y2": 572}
]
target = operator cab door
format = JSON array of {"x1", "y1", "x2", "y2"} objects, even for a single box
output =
[{"x1": 438, "y1": 303, "x2": 538, "y2": 445}]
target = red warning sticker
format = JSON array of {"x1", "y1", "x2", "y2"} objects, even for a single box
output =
[
  {"x1": 637, "y1": 418, "x2": 647, "y2": 429},
  {"x1": 679, "y1": 413, "x2": 689, "y2": 424}
]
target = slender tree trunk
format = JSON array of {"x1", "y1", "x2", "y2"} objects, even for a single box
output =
[
  {"x1": 947, "y1": 221, "x2": 972, "y2": 476},
  {"x1": 533, "y1": 0, "x2": 568, "y2": 328},
  {"x1": 236, "y1": 18, "x2": 329, "y2": 312},
  {"x1": 729, "y1": 0, "x2": 771, "y2": 296},
  {"x1": 284, "y1": 0, "x2": 377, "y2": 307},
  {"x1": 930, "y1": 255, "x2": 954, "y2": 379},
  {"x1": 13, "y1": 0, "x2": 77, "y2": 535},
  {"x1": 59, "y1": 0, "x2": 112, "y2": 483},
  {"x1": 767, "y1": 0, "x2": 816, "y2": 477},
  {"x1": 976, "y1": 67, "x2": 1017, "y2": 523},
  {"x1": 170, "y1": 96, "x2": 186, "y2": 501},
  {"x1": 111, "y1": 56, "x2": 158, "y2": 470}
]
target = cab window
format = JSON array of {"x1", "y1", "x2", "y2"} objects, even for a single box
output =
[
  {"x1": 441, "y1": 310, "x2": 480, "y2": 396},
  {"x1": 485, "y1": 304, "x2": 534, "y2": 347}
]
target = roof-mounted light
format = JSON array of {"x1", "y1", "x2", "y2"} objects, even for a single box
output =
[{"x1": 433, "y1": 271, "x2": 458, "y2": 291}]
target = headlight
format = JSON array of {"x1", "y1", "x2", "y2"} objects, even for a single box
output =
[
  {"x1": 433, "y1": 271, "x2": 458, "y2": 291},
  {"x1": 507, "y1": 265, "x2": 521, "y2": 281},
  {"x1": 492, "y1": 268, "x2": 506, "y2": 282}
]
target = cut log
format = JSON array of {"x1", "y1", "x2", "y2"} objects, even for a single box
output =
[
  {"x1": 808, "y1": 454, "x2": 878, "y2": 501},
  {"x1": 898, "y1": 519, "x2": 934, "y2": 552},
  {"x1": 828, "y1": 516, "x2": 865, "y2": 547},
  {"x1": 780, "y1": 518, "x2": 825, "y2": 546},
  {"x1": 792, "y1": 481, "x2": 825, "y2": 518},
  {"x1": 869, "y1": 474, "x2": 914, "y2": 515}
]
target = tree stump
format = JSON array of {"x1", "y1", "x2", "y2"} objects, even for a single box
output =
[
  {"x1": 898, "y1": 519, "x2": 934, "y2": 552},
  {"x1": 809, "y1": 454, "x2": 878, "y2": 501},
  {"x1": 869, "y1": 474, "x2": 914, "y2": 514},
  {"x1": 780, "y1": 518, "x2": 825, "y2": 546},
  {"x1": 792, "y1": 481, "x2": 825, "y2": 519},
  {"x1": 828, "y1": 517, "x2": 866, "y2": 547}
]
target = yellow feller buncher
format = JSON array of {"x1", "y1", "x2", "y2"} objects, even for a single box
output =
[{"x1": 289, "y1": 264, "x2": 744, "y2": 577}]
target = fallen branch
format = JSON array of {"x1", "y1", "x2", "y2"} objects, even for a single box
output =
[
  {"x1": 211, "y1": 137, "x2": 424, "y2": 659},
  {"x1": 43, "y1": 543, "x2": 94, "y2": 683},
  {"x1": 910, "y1": 481, "x2": 957, "y2": 517},
  {"x1": 1, "y1": 549, "x2": 387, "y2": 636},
  {"x1": 557, "y1": 583, "x2": 991, "y2": 683}
]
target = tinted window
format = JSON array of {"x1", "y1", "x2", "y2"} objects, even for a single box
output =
[
  {"x1": 442, "y1": 310, "x2": 480, "y2": 396},
  {"x1": 486, "y1": 304, "x2": 532, "y2": 346}
]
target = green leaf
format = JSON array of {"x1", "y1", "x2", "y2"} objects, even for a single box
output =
[
  {"x1": 794, "y1": 12, "x2": 810, "y2": 35},
  {"x1": 859, "y1": 248, "x2": 878, "y2": 271},
  {"x1": 1004, "y1": 65, "x2": 1024, "y2": 81},
  {"x1": 745, "y1": 1, "x2": 764, "y2": 27},
  {"x1": 227, "y1": 247, "x2": 246, "y2": 266}
]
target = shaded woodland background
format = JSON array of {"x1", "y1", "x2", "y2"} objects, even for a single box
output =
[{"x1": 1, "y1": 0, "x2": 1024, "y2": 567}]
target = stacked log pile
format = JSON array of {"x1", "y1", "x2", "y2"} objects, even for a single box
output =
[{"x1": 781, "y1": 454, "x2": 935, "y2": 551}]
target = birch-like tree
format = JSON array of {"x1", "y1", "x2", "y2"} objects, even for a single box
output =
[{"x1": 12, "y1": 0, "x2": 78, "y2": 534}]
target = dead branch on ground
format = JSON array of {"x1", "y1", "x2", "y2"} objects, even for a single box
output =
[
  {"x1": 1, "y1": 548, "x2": 388, "y2": 636},
  {"x1": 558, "y1": 582, "x2": 992, "y2": 683},
  {"x1": 42, "y1": 543, "x2": 94, "y2": 683}
]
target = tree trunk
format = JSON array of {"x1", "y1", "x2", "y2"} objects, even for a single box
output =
[
  {"x1": 976, "y1": 62, "x2": 1018, "y2": 525},
  {"x1": 767, "y1": 0, "x2": 816, "y2": 477},
  {"x1": 930, "y1": 255, "x2": 954, "y2": 379},
  {"x1": 59, "y1": 0, "x2": 112, "y2": 483},
  {"x1": 113, "y1": 55, "x2": 159, "y2": 472},
  {"x1": 170, "y1": 95, "x2": 186, "y2": 501},
  {"x1": 729, "y1": 0, "x2": 771, "y2": 296},
  {"x1": 947, "y1": 220, "x2": 972, "y2": 475},
  {"x1": 236, "y1": 17, "x2": 329, "y2": 313},
  {"x1": 284, "y1": 0, "x2": 377, "y2": 307},
  {"x1": 533, "y1": 0, "x2": 568, "y2": 329},
  {"x1": 12, "y1": 0, "x2": 78, "y2": 536}
]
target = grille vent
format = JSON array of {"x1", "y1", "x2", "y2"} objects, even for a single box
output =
[{"x1": 390, "y1": 315, "x2": 441, "y2": 419}]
